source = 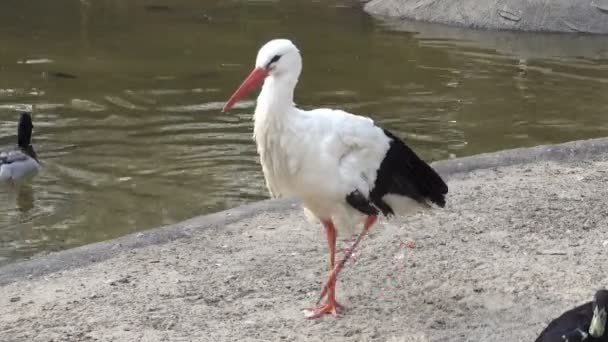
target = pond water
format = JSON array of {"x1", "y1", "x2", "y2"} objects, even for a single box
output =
[{"x1": 1, "y1": 0, "x2": 607, "y2": 265}]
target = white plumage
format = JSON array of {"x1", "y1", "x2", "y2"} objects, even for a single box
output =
[
  {"x1": 223, "y1": 39, "x2": 447, "y2": 317},
  {"x1": 255, "y1": 105, "x2": 391, "y2": 223},
  {"x1": 0, "y1": 150, "x2": 39, "y2": 182},
  {"x1": 0, "y1": 113, "x2": 40, "y2": 183}
]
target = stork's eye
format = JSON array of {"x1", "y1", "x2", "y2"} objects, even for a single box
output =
[{"x1": 267, "y1": 55, "x2": 281, "y2": 67}]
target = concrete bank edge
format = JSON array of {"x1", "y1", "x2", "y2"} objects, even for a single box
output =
[
  {"x1": 1, "y1": 136, "x2": 608, "y2": 285},
  {"x1": 0, "y1": 198, "x2": 299, "y2": 286}
]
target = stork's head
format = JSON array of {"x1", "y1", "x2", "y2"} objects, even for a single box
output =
[
  {"x1": 590, "y1": 289, "x2": 608, "y2": 338},
  {"x1": 222, "y1": 39, "x2": 301, "y2": 112}
]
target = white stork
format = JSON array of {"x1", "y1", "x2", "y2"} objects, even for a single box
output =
[{"x1": 222, "y1": 39, "x2": 448, "y2": 318}]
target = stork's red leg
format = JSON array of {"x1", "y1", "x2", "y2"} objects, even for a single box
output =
[
  {"x1": 317, "y1": 215, "x2": 378, "y2": 304},
  {"x1": 306, "y1": 219, "x2": 344, "y2": 318}
]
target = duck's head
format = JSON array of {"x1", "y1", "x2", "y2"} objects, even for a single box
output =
[
  {"x1": 17, "y1": 112, "x2": 33, "y2": 148},
  {"x1": 589, "y1": 289, "x2": 608, "y2": 338}
]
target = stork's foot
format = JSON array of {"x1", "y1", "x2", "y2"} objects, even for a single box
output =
[{"x1": 305, "y1": 299, "x2": 344, "y2": 318}]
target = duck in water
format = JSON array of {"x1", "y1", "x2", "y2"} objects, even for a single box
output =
[{"x1": 0, "y1": 113, "x2": 40, "y2": 184}]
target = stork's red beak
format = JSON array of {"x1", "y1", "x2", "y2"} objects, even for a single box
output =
[{"x1": 222, "y1": 67, "x2": 268, "y2": 112}]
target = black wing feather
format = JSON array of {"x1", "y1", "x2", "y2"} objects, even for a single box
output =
[
  {"x1": 343, "y1": 129, "x2": 448, "y2": 217},
  {"x1": 369, "y1": 129, "x2": 447, "y2": 212}
]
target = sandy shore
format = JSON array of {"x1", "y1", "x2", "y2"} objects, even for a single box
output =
[{"x1": 2, "y1": 139, "x2": 608, "y2": 341}]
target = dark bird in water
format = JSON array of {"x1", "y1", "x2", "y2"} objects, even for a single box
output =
[
  {"x1": 0, "y1": 113, "x2": 40, "y2": 183},
  {"x1": 536, "y1": 289, "x2": 608, "y2": 342}
]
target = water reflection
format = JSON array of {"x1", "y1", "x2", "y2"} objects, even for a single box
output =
[
  {"x1": 0, "y1": 0, "x2": 607, "y2": 264},
  {"x1": 1, "y1": 183, "x2": 35, "y2": 214},
  {"x1": 14, "y1": 184, "x2": 35, "y2": 212},
  {"x1": 376, "y1": 18, "x2": 608, "y2": 60}
]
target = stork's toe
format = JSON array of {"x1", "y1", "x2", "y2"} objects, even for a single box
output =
[{"x1": 305, "y1": 300, "x2": 344, "y2": 318}]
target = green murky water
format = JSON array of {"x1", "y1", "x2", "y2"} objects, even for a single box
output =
[{"x1": 1, "y1": 0, "x2": 607, "y2": 264}]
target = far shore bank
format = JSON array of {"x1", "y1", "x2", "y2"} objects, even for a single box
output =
[{"x1": 364, "y1": 0, "x2": 608, "y2": 34}]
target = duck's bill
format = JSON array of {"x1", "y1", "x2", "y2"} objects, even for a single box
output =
[
  {"x1": 222, "y1": 67, "x2": 268, "y2": 112},
  {"x1": 589, "y1": 307, "x2": 606, "y2": 338}
]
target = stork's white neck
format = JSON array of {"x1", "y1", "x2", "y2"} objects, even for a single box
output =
[
  {"x1": 254, "y1": 73, "x2": 298, "y2": 122},
  {"x1": 251, "y1": 70, "x2": 300, "y2": 196}
]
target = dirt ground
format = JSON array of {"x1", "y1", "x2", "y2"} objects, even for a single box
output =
[{"x1": 1, "y1": 155, "x2": 608, "y2": 341}]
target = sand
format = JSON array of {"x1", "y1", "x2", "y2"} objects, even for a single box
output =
[{"x1": 1, "y1": 144, "x2": 608, "y2": 341}]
